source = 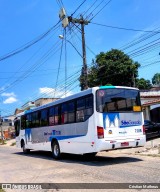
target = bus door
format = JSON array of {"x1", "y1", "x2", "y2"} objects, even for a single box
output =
[{"x1": 14, "y1": 118, "x2": 21, "y2": 147}]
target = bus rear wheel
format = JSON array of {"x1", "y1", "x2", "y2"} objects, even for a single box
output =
[
  {"x1": 51, "y1": 141, "x2": 61, "y2": 159},
  {"x1": 22, "y1": 141, "x2": 30, "y2": 154}
]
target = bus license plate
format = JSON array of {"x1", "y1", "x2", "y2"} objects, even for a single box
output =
[{"x1": 121, "y1": 142, "x2": 129, "y2": 147}]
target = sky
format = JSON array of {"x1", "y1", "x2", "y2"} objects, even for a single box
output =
[{"x1": 0, "y1": 0, "x2": 160, "y2": 116}]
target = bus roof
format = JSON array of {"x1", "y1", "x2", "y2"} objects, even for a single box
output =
[{"x1": 22, "y1": 86, "x2": 139, "y2": 115}]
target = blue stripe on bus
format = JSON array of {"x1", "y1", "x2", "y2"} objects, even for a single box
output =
[
  {"x1": 49, "y1": 134, "x2": 85, "y2": 141},
  {"x1": 120, "y1": 125, "x2": 140, "y2": 128},
  {"x1": 100, "y1": 86, "x2": 115, "y2": 89}
]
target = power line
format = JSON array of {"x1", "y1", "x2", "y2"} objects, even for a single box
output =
[
  {"x1": 71, "y1": 0, "x2": 87, "y2": 16},
  {"x1": 0, "y1": 25, "x2": 61, "y2": 87},
  {"x1": 130, "y1": 42, "x2": 160, "y2": 58},
  {"x1": 54, "y1": 30, "x2": 65, "y2": 97},
  {"x1": 90, "y1": 22, "x2": 160, "y2": 33},
  {"x1": 89, "y1": 0, "x2": 112, "y2": 21},
  {"x1": 0, "y1": 20, "x2": 81, "y2": 94},
  {"x1": 70, "y1": 27, "x2": 96, "y2": 56},
  {"x1": 140, "y1": 60, "x2": 160, "y2": 69},
  {"x1": 127, "y1": 37, "x2": 160, "y2": 55},
  {"x1": 85, "y1": 0, "x2": 106, "y2": 20},
  {"x1": 1, "y1": 62, "x2": 94, "y2": 116},
  {"x1": 0, "y1": 20, "x2": 61, "y2": 62},
  {"x1": 82, "y1": 0, "x2": 99, "y2": 18},
  {"x1": 120, "y1": 26, "x2": 160, "y2": 51}
]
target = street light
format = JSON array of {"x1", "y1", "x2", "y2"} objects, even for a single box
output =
[{"x1": 58, "y1": 35, "x2": 83, "y2": 58}]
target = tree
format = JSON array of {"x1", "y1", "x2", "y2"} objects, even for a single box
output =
[
  {"x1": 152, "y1": 73, "x2": 160, "y2": 86},
  {"x1": 136, "y1": 78, "x2": 152, "y2": 90},
  {"x1": 80, "y1": 49, "x2": 140, "y2": 89}
]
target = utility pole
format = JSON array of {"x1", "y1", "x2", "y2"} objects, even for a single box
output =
[
  {"x1": 80, "y1": 15, "x2": 88, "y2": 90},
  {"x1": 0, "y1": 111, "x2": 4, "y2": 145},
  {"x1": 59, "y1": 9, "x2": 89, "y2": 90},
  {"x1": 132, "y1": 72, "x2": 136, "y2": 87}
]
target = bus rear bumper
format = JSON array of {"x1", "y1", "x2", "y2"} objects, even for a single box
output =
[{"x1": 96, "y1": 136, "x2": 146, "y2": 152}]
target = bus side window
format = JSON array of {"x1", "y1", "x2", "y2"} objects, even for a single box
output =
[
  {"x1": 32, "y1": 112, "x2": 40, "y2": 128},
  {"x1": 61, "y1": 103, "x2": 68, "y2": 124},
  {"x1": 76, "y1": 98, "x2": 85, "y2": 122},
  {"x1": 21, "y1": 115, "x2": 26, "y2": 130},
  {"x1": 40, "y1": 109, "x2": 48, "y2": 127},
  {"x1": 26, "y1": 114, "x2": 32, "y2": 128},
  {"x1": 85, "y1": 96, "x2": 93, "y2": 120},
  {"x1": 68, "y1": 101, "x2": 75, "y2": 123},
  {"x1": 49, "y1": 107, "x2": 54, "y2": 126},
  {"x1": 55, "y1": 106, "x2": 61, "y2": 125},
  {"x1": 31, "y1": 113, "x2": 35, "y2": 128}
]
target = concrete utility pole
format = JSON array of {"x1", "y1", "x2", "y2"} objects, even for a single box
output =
[
  {"x1": 0, "y1": 112, "x2": 4, "y2": 145},
  {"x1": 59, "y1": 8, "x2": 89, "y2": 90},
  {"x1": 80, "y1": 15, "x2": 88, "y2": 90},
  {"x1": 68, "y1": 15, "x2": 89, "y2": 90},
  {"x1": 132, "y1": 72, "x2": 136, "y2": 87}
]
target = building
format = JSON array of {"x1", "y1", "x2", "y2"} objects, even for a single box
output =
[
  {"x1": 0, "y1": 115, "x2": 15, "y2": 139},
  {"x1": 14, "y1": 108, "x2": 24, "y2": 115},
  {"x1": 21, "y1": 101, "x2": 35, "y2": 111},
  {"x1": 34, "y1": 98, "x2": 59, "y2": 107},
  {"x1": 140, "y1": 89, "x2": 160, "y2": 123}
]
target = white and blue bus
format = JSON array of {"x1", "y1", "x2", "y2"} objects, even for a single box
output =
[{"x1": 15, "y1": 86, "x2": 146, "y2": 159}]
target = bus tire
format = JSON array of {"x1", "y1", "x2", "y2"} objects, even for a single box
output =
[
  {"x1": 51, "y1": 140, "x2": 61, "y2": 159},
  {"x1": 22, "y1": 140, "x2": 30, "y2": 154}
]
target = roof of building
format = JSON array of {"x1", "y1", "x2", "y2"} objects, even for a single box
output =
[
  {"x1": 140, "y1": 91, "x2": 160, "y2": 98},
  {"x1": 142, "y1": 99, "x2": 160, "y2": 107}
]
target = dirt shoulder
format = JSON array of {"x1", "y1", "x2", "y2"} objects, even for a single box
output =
[{"x1": 110, "y1": 137, "x2": 160, "y2": 157}]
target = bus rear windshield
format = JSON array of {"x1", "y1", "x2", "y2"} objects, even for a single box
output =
[{"x1": 96, "y1": 88, "x2": 141, "y2": 113}]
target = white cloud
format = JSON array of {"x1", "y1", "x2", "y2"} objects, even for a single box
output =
[
  {"x1": 3, "y1": 97, "x2": 18, "y2": 104},
  {"x1": 39, "y1": 87, "x2": 73, "y2": 98},
  {"x1": 1, "y1": 92, "x2": 16, "y2": 97}
]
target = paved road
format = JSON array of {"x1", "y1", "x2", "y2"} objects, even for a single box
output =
[{"x1": 0, "y1": 145, "x2": 160, "y2": 191}]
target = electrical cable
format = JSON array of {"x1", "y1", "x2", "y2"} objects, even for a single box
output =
[
  {"x1": 0, "y1": 20, "x2": 61, "y2": 62},
  {"x1": 71, "y1": 0, "x2": 87, "y2": 16},
  {"x1": 89, "y1": 0, "x2": 112, "y2": 21},
  {"x1": 54, "y1": 30, "x2": 65, "y2": 97},
  {"x1": 90, "y1": 22, "x2": 160, "y2": 33}
]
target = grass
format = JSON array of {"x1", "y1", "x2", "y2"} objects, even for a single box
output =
[
  {"x1": 10, "y1": 142, "x2": 16, "y2": 146},
  {"x1": 0, "y1": 188, "x2": 5, "y2": 192},
  {"x1": 0, "y1": 139, "x2": 7, "y2": 145}
]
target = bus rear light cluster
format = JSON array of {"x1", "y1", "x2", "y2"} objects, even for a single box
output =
[
  {"x1": 142, "y1": 125, "x2": 145, "y2": 135},
  {"x1": 97, "y1": 126, "x2": 104, "y2": 139}
]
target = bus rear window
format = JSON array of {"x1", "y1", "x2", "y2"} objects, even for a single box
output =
[{"x1": 96, "y1": 89, "x2": 141, "y2": 113}]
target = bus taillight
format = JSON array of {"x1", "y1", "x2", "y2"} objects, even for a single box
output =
[
  {"x1": 143, "y1": 125, "x2": 145, "y2": 135},
  {"x1": 97, "y1": 126, "x2": 104, "y2": 139}
]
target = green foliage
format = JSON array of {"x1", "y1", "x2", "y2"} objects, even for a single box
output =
[
  {"x1": 0, "y1": 186, "x2": 5, "y2": 192},
  {"x1": 10, "y1": 142, "x2": 16, "y2": 146},
  {"x1": 136, "y1": 78, "x2": 152, "y2": 90},
  {"x1": 152, "y1": 73, "x2": 160, "y2": 85},
  {"x1": 80, "y1": 49, "x2": 140, "y2": 89}
]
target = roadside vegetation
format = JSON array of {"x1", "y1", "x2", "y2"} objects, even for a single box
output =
[
  {"x1": 79, "y1": 48, "x2": 158, "y2": 90},
  {"x1": 0, "y1": 139, "x2": 6, "y2": 145},
  {"x1": 0, "y1": 188, "x2": 5, "y2": 192},
  {"x1": 10, "y1": 142, "x2": 16, "y2": 146}
]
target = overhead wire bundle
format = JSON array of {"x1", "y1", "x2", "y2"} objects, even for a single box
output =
[{"x1": 0, "y1": 0, "x2": 114, "y2": 115}]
